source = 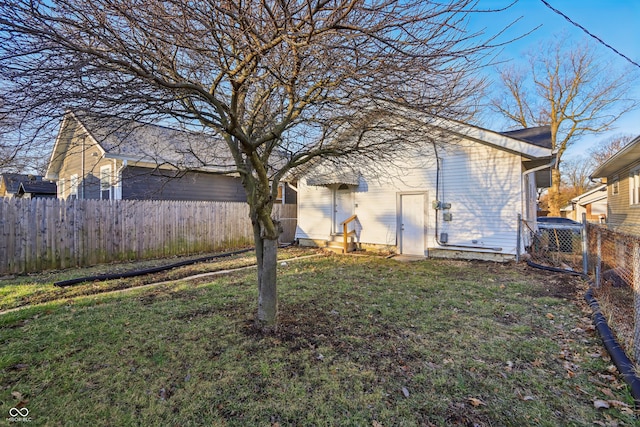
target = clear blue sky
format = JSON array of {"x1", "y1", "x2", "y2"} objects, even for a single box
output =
[{"x1": 467, "y1": 0, "x2": 640, "y2": 160}]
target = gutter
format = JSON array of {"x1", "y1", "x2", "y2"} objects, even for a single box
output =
[
  {"x1": 103, "y1": 153, "x2": 236, "y2": 175},
  {"x1": 520, "y1": 159, "x2": 556, "y2": 225}
]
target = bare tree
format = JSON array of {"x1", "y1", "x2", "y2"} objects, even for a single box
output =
[
  {"x1": 589, "y1": 133, "x2": 635, "y2": 168},
  {"x1": 1, "y1": 0, "x2": 500, "y2": 330},
  {"x1": 0, "y1": 94, "x2": 55, "y2": 174},
  {"x1": 491, "y1": 36, "x2": 638, "y2": 216},
  {"x1": 562, "y1": 157, "x2": 594, "y2": 194}
]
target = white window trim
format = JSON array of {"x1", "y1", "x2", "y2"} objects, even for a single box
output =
[
  {"x1": 630, "y1": 168, "x2": 640, "y2": 206},
  {"x1": 100, "y1": 165, "x2": 112, "y2": 200},
  {"x1": 70, "y1": 174, "x2": 79, "y2": 199}
]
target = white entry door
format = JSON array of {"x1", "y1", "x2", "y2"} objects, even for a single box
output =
[
  {"x1": 400, "y1": 193, "x2": 425, "y2": 255},
  {"x1": 334, "y1": 185, "x2": 353, "y2": 234}
]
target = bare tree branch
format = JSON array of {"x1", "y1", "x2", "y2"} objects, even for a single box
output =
[
  {"x1": 1, "y1": 0, "x2": 510, "y2": 329},
  {"x1": 490, "y1": 36, "x2": 639, "y2": 215}
]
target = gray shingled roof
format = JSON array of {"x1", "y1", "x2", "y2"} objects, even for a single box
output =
[
  {"x1": 1, "y1": 173, "x2": 29, "y2": 194},
  {"x1": 73, "y1": 112, "x2": 236, "y2": 171},
  {"x1": 499, "y1": 126, "x2": 552, "y2": 149},
  {"x1": 2, "y1": 174, "x2": 50, "y2": 195}
]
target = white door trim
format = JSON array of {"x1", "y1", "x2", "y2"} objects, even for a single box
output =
[
  {"x1": 333, "y1": 184, "x2": 354, "y2": 234},
  {"x1": 397, "y1": 192, "x2": 428, "y2": 256}
]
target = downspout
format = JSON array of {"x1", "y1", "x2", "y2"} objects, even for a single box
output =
[
  {"x1": 522, "y1": 162, "x2": 555, "y2": 216},
  {"x1": 518, "y1": 161, "x2": 555, "y2": 253},
  {"x1": 112, "y1": 158, "x2": 117, "y2": 200},
  {"x1": 433, "y1": 144, "x2": 502, "y2": 252}
]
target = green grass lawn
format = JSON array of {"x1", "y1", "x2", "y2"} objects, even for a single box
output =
[
  {"x1": 0, "y1": 252, "x2": 636, "y2": 426},
  {"x1": 0, "y1": 247, "x2": 315, "y2": 312}
]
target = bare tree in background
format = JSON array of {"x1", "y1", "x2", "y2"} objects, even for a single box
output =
[
  {"x1": 1, "y1": 0, "x2": 500, "y2": 330},
  {"x1": 491, "y1": 36, "x2": 638, "y2": 216},
  {"x1": 589, "y1": 134, "x2": 635, "y2": 168},
  {"x1": 562, "y1": 157, "x2": 594, "y2": 194},
  {"x1": 553, "y1": 156, "x2": 596, "y2": 210}
]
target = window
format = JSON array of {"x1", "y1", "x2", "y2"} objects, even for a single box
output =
[
  {"x1": 100, "y1": 165, "x2": 112, "y2": 200},
  {"x1": 276, "y1": 183, "x2": 284, "y2": 204},
  {"x1": 70, "y1": 174, "x2": 79, "y2": 199},
  {"x1": 612, "y1": 176, "x2": 619, "y2": 195},
  {"x1": 269, "y1": 182, "x2": 285, "y2": 204},
  {"x1": 631, "y1": 168, "x2": 640, "y2": 206}
]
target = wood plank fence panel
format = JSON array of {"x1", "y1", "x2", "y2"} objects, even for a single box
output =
[{"x1": 0, "y1": 199, "x2": 297, "y2": 274}]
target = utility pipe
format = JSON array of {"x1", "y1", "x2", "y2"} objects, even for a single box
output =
[{"x1": 54, "y1": 247, "x2": 254, "y2": 287}]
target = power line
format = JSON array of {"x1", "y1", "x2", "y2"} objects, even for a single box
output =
[{"x1": 540, "y1": 0, "x2": 640, "y2": 69}]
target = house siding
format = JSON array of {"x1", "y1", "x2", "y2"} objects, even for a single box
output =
[
  {"x1": 295, "y1": 182, "x2": 334, "y2": 240},
  {"x1": 51, "y1": 116, "x2": 247, "y2": 202},
  {"x1": 296, "y1": 137, "x2": 526, "y2": 256},
  {"x1": 437, "y1": 141, "x2": 522, "y2": 254},
  {"x1": 349, "y1": 152, "x2": 439, "y2": 249},
  {"x1": 121, "y1": 166, "x2": 246, "y2": 202},
  {"x1": 0, "y1": 178, "x2": 7, "y2": 197},
  {"x1": 56, "y1": 123, "x2": 114, "y2": 199},
  {"x1": 606, "y1": 158, "x2": 640, "y2": 234}
]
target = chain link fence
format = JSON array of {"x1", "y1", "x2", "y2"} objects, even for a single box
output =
[
  {"x1": 521, "y1": 217, "x2": 640, "y2": 364},
  {"x1": 520, "y1": 218, "x2": 585, "y2": 272},
  {"x1": 586, "y1": 223, "x2": 640, "y2": 363}
]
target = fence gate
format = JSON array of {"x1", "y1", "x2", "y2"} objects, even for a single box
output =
[{"x1": 520, "y1": 217, "x2": 586, "y2": 273}]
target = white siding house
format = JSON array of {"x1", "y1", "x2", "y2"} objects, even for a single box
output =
[{"x1": 294, "y1": 118, "x2": 553, "y2": 260}]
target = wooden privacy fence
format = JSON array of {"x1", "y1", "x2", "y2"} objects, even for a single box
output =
[{"x1": 0, "y1": 198, "x2": 297, "y2": 274}]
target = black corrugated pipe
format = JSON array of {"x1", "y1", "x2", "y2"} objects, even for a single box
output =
[
  {"x1": 54, "y1": 248, "x2": 254, "y2": 287},
  {"x1": 585, "y1": 287, "x2": 640, "y2": 406},
  {"x1": 526, "y1": 259, "x2": 640, "y2": 407}
]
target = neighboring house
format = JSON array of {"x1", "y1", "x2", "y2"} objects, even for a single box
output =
[
  {"x1": 1, "y1": 173, "x2": 27, "y2": 198},
  {"x1": 45, "y1": 111, "x2": 247, "y2": 202},
  {"x1": 590, "y1": 135, "x2": 640, "y2": 235},
  {"x1": 16, "y1": 179, "x2": 57, "y2": 199},
  {"x1": 0, "y1": 173, "x2": 56, "y2": 199},
  {"x1": 294, "y1": 115, "x2": 553, "y2": 260},
  {"x1": 562, "y1": 185, "x2": 607, "y2": 223}
]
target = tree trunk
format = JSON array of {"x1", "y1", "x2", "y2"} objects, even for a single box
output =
[
  {"x1": 254, "y1": 223, "x2": 279, "y2": 332},
  {"x1": 548, "y1": 167, "x2": 562, "y2": 216}
]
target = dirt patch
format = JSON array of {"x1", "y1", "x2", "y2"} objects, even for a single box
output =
[
  {"x1": 521, "y1": 266, "x2": 584, "y2": 300},
  {"x1": 242, "y1": 306, "x2": 341, "y2": 350}
]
